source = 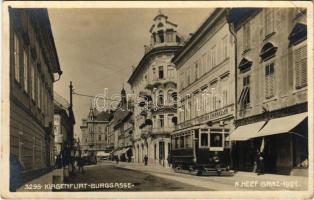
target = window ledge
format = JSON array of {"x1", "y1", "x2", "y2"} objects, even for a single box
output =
[
  {"x1": 242, "y1": 48, "x2": 251, "y2": 56},
  {"x1": 263, "y1": 32, "x2": 276, "y2": 42},
  {"x1": 263, "y1": 96, "x2": 278, "y2": 104},
  {"x1": 292, "y1": 87, "x2": 307, "y2": 95}
]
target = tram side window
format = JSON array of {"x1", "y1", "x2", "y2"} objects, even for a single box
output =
[
  {"x1": 210, "y1": 133, "x2": 223, "y2": 147},
  {"x1": 172, "y1": 137, "x2": 176, "y2": 149},
  {"x1": 200, "y1": 133, "x2": 208, "y2": 147},
  {"x1": 175, "y1": 137, "x2": 179, "y2": 149},
  {"x1": 185, "y1": 134, "x2": 192, "y2": 148},
  {"x1": 180, "y1": 136, "x2": 184, "y2": 148}
]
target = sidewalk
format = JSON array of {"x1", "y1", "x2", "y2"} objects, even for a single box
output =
[
  {"x1": 116, "y1": 161, "x2": 308, "y2": 191},
  {"x1": 17, "y1": 168, "x2": 64, "y2": 192}
]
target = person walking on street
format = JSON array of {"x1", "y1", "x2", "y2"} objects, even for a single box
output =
[
  {"x1": 78, "y1": 153, "x2": 85, "y2": 173},
  {"x1": 256, "y1": 149, "x2": 264, "y2": 175},
  {"x1": 144, "y1": 155, "x2": 148, "y2": 166}
]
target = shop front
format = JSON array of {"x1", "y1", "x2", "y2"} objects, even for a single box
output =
[{"x1": 230, "y1": 112, "x2": 308, "y2": 175}]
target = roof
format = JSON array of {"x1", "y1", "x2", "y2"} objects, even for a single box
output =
[
  {"x1": 111, "y1": 109, "x2": 132, "y2": 128},
  {"x1": 95, "y1": 111, "x2": 112, "y2": 121},
  {"x1": 172, "y1": 9, "x2": 225, "y2": 66},
  {"x1": 227, "y1": 8, "x2": 261, "y2": 30},
  {"x1": 54, "y1": 92, "x2": 70, "y2": 109}
]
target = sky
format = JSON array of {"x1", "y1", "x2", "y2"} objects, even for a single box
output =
[{"x1": 48, "y1": 8, "x2": 211, "y2": 139}]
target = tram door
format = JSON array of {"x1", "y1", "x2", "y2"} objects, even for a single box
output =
[{"x1": 194, "y1": 129, "x2": 199, "y2": 160}]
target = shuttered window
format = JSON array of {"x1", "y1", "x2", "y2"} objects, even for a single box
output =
[
  {"x1": 294, "y1": 45, "x2": 307, "y2": 89},
  {"x1": 23, "y1": 50, "x2": 28, "y2": 92},
  {"x1": 265, "y1": 63, "x2": 275, "y2": 99},
  {"x1": 31, "y1": 62, "x2": 35, "y2": 100},
  {"x1": 14, "y1": 33, "x2": 20, "y2": 82}
]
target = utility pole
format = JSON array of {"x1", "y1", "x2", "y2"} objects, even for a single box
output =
[
  {"x1": 69, "y1": 81, "x2": 75, "y2": 147},
  {"x1": 70, "y1": 81, "x2": 73, "y2": 109}
]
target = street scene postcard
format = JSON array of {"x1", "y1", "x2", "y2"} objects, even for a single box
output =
[{"x1": 1, "y1": 1, "x2": 314, "y2": 199}]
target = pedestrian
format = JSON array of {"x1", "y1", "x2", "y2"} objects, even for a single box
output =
[
  {"x1": 115, "y1": 155, "x2": 119, "y2": 164},
  {"x1": 256, "y1": 149, "x2": 264, "y2": 175},
  {"x1": 144, "y1": 155, "x2": 148, "y2": 166},
  {"x1": 78, "y1": 154, "x2": 85, "y2": 173},
  {"x1": 167, "y1": 154, "x2": 172, "y2": 167}
]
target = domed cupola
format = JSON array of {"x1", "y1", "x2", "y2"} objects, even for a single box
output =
[{"x1": 147, "y1": 9, "x2": 183, "y2": 51}]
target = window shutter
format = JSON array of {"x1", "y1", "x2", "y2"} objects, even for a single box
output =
[
  {"x1": 295, "y1": 45, "x2": 307, "y2": 89},
  {"x1": 265, "y1": 66, "x2": 269, "y2": 98}
]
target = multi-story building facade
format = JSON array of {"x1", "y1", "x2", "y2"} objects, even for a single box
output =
[
  {"x1": 80, "y1": 105, "x2": 111, "y2": 152},
  {"x1": 229, "y1": 8, "x2": 308, "y2": 175},
  {"x1": 172, "y1": 9, "x2": 235, "y2": 165},
  {"x1": 128, "y1": 12, "x2": 183, "y2": 166},
  {"x1": 9, "y1": 8, "x2": 62, "y2": 190},
  {"x1": 111, "y1": 88, "x2": 134, "y2": 161},
  {"x1": 53, "y1": 92, "x2": 75, "y2": 156}
]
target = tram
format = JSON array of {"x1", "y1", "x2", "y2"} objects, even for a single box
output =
[{"x1": 170, "y1": 127, "x2": 233, "y2": 176}]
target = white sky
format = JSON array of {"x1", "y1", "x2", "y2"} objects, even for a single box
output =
[{"x1": 48, "y1": 8, "x2": 211, "y2": 139}]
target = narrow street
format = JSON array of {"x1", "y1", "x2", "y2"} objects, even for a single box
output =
[
  {"x1": 62, "y1": 162, "x2": 208, "y2": 191},
  {"x1": 59, "y1": 161, "x2": 307, "y2": 192}
]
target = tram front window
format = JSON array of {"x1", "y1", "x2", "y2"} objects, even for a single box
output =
[{"x1": 210, "y1": 133, "x2": 223, "y2": 147}]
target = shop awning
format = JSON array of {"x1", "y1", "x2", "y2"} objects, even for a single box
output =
[
  {"x1": 229, "y1": 121, "x2": 266, "y2": 141},
  {"x1": 254, "y1": 112, "x2": 307, "y2": 138}
]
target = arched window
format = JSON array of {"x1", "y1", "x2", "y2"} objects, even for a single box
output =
[
  {"x1": 259, "y1": 42, "x2": 278, "y2": 61},
  {"x1": 157, "y1": 22, "x2": 164, "y2": 28},
  {"x1": 239, "y1": 57, "x2": 253, "y2": 73},
  {"x1": 158, "y1": 90, "x2": 164, "y2": 106},
  {"x1": 288, "y1": 23, "x2": 307, "y2": 46}
]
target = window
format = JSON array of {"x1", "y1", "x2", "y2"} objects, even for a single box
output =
[
  {"x1": 265, "y1": 63, "x2": 275, "y2": 99},
  {"x1": 23, "y1": 50, "x2": 28, "y2": 92},
  {"x1": 238, "y1": 76, "x2": 250, "y2": 106},
  {"x1": 14, "y1": 33, "x2": 20, "y2": 82},
  {"x1": 98, "y1": 135, "x2": 101, "y2": 141},
  {"x1": 158, "y1": 66, "x2": 164, "y2": 79},
  {"x1": 210, "y1": 132, "x2": 223, "y2": 147},
  {"x1": 222, "y1": 36, "x2": 228, "y2": 60},
  {"x1": 294, "y1": 45, "x2": 307, "y2": 89},
  {"x1": 166, "y1": 31, "x2": 174, "y2": 43},
  {"x1": 195, "y1": 62, "x2": 199, "y2": 80},
  {"x1": 168, "y1": 114, "x2": 174, "y2": 127},
  {"x1": 211, "y1": 46, "x2": 216, "y2": 67},
  {"x1": 180, "y1": 136, "x2": 184, "y2": 148},
  {"x1": 31, "y1": 63, "x2": 35, "y2": 100},
  {"x1": 200, "y1": 132, "x2": 208, "y2": 147},
  {"x1": 185, "y1": 134, "x2": 192, "y2": 148},
  {"x1": 158, "y1": 90, "x2": 164, "y2": 106},
  {"x1": 167, "y1": 66, "x2": 175, "y2": 80},
  {"x1": 159, "y1": 115, "x2": 164, "y2": 128},
  {"x1": 37, "y1": 76, "x2": 41, "y2": 108},
  {"x1": 202, "y1": 54, "x2": 207, "y2": 74},
  {"x1": 243, "y1": 23, "x2": 250, "y2": 50},
  {"x1": 265, "y1": 9, "x2": 275, "y2": 36},
  {"x1": 157, "y1": 30, "x2": 164, "y2": 43},
  {"x1": 154, "y1": 143, "x2": 157, "y2": 159},
  {"x1": 224, "y1": 130, "x2": 230, "y2": 149}
]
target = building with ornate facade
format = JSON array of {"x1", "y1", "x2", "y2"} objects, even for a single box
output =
[
  {"x1": 128, "y1": 12, "x2": 184, "y2": 166},
  {"x1": 80, "y1": 105, "x2": 112, "y2": 152},
  {"x1": 109, "y1": 88, "x2": 134, "y2": 161},
  {"x1": 172, "y1": 9, "x2": 235, "y2": 167},
  {"x1": 9, "y1": 8, "x2": 62, "y2": 191},
  {"x1": 228, "y1": 8, "x2": 308, "y2": 175}
]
